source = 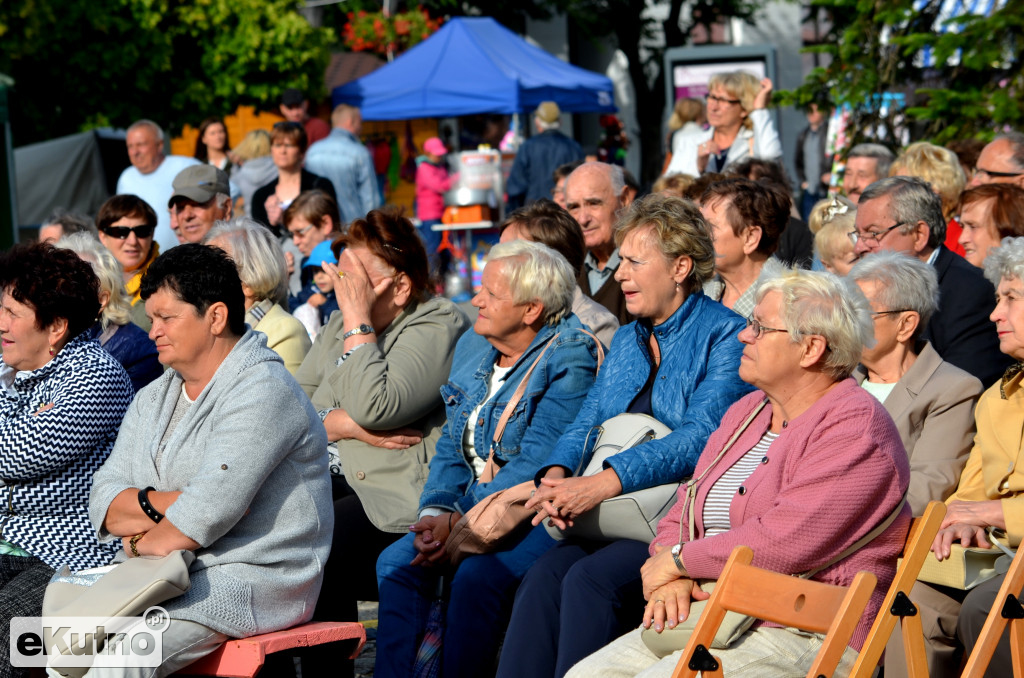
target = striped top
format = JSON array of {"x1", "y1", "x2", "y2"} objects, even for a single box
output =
[{"x1": 702, "y1": 431, "x2": 779, "y2": 536}]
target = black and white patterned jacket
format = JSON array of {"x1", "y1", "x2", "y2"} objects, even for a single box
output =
[{"x1": 0, "y1": 333, "x2": 133, "y2": 570}]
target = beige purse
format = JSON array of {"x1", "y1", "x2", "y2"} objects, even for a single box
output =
[{"x1": 916, "y1": 527, "x2": 1015, "y2": 590}]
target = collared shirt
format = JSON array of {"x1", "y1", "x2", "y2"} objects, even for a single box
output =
[
  {"x1": 703, "y1": 274, "x2": 758, "y2": 319},
  {"x1": 585, "y1": 249, "x2": 621, "y2": 295},
  {"x1": 304, "y1": 128, "x2": 382, "y2": 225}
]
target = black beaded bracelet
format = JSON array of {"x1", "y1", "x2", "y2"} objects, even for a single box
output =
[{"x1": 138, "y1": 486, "x2": 164, "y2": 524}]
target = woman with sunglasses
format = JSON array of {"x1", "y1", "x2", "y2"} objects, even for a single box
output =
[
  {"x1": 252, "y1": 121, "x2": 336, "y2": 235},
  {"x1": 663, "y1": 71, "x2": 781, "y2": 178},
  {"x1": 96, "y1": 194, "x2": 160, "y2": 331}
]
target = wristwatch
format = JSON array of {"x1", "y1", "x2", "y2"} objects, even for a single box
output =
[
  {"x1": 671, "y1": 543, "x2": 685, "y2": 573},
  {"x1": 343, "y1": 323, "x2": 375, "y2": 340}
]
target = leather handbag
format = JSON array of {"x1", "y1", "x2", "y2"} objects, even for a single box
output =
[
  {"x1": 446, "y1": 331, "x2": 604, "y2": 565},
  {"x1": 42, "y1": 550, "x2": 195, "y2": 677},
  {"x1": 639, "y1": 400, "x2": 908, "y2": 657},
  {"x1": 544, "y1": 413, "x2": 675, "y2": 543},
  {"x1": 916, "y1": 527, "x2": 1015, "y2": 590}
]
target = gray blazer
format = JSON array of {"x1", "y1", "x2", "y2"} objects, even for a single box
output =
[
  {"x1": 855, "y1": 342, "x2": 982, "y2": 515},
  {"x1": 90, "y1": 330, "x2": 332, "y2": 637},
  {"x1": 296, "y1": 296, "x2": 470, "y2": 532}
]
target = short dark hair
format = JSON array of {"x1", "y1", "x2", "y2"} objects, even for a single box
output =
[
  {"x1": 44, "y1": 209, "x2": 96, "y2": 237},
  {"x1": 284, "y1": 190, "x2": 341, "y2": 232},
  {"x1": 97, "y1": 194, "x2": 158, "y2": 232},
  {"x1": 959, "y1": 184, "x2": 1024, "y2": 240},
  {"x1": 681, "y1": 172, "x2": 725, "y2": 202},
  {"x1": 501, "y1": 199, "x2": 586, "y2": 275},
  {"x1": 701, "y1": 178, "x2": 791, "y2": 256},
  {"x1": 0, "y1": 242, "x2": 100, "y2": 339},
  {"x1": 140, "y1": 243, "x2": 246, "y2": 336},
  {"x1": 271, "y1": 121, "x2": 309, "y2": 154},
  {"x1": 552, "y1": 161, "x2": 583, "y2": 184},
  {"x1": 727, "y1": 158, "x2": 793, "y2": 193},
  {"x1": 334, "y1": 208, "x2": 431, "y2": 301}
]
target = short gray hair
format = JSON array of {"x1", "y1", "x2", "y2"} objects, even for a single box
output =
[
  {"x1": 983, "y1": 236, "x2": 1024, "y2": 287},
  {"x1": 565, "y1": 162, "x2": 626, "y2": 202},
  {"x1": 860, "y1": 175, "x2": 946, "y2": 249},
  {"x1": 848, "y1": 250, "x2": 939, "y2": 333},
  {"x1": 994, "y1": 131, "x2": 1024, "y2": 171},
  {"x1": 43, "y1": 209, "x2": 97, "y2": 237},
  {"x1": 127, "y1": 119, "x2": 165, "y2": 144},
  {"x1": 205, "y1": 217, "x2": 288, "y2": 304},
  {"x1": 848, "y1": 143, "x2": 895, "y2": 179},
  {"x1": 54, "y1": 232, "x2": 133, "y2": 329},
  {"x1": 486, "y1": 239, "x2": 575, "y2": 326},
  {"x1": 754, "y1": 258, "x2": 874, "y2": 380}
]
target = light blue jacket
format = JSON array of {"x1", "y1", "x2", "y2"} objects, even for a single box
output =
[
  {"x1": 420, "y1": 315, "x2": 600, "y2": 516},
  {"x1": 541, "y1": 291, "x2": 753, "y2": 493},
  {"x1": 304, "y1": 128, "x2": 382, "y2": 224}
]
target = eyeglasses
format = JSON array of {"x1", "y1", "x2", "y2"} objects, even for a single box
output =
[
  {"x1": 272, "y1": 142, "x2": 300, "y2": 149},
  {"x1": 706, "y1": 93, "x2": 741, "y2": 106},
  {"x1": 848, "y1": 222, "x2": 906, "y2": 246},
  {"x1": 975, "y1": 167, "x2": 1024, "y2": 180},
  {"x1": 744, "y1": 316, "x2": 789, "y2": 339},
  {"x1": 289, "y1": 223, "x2": 315, "y2": 238},
  {"x1": 870, "y1": 309, "x2": 912, "y2": 318},
  {"x1": 100, "y1": 224, "x2": 155, "y2": 239}
]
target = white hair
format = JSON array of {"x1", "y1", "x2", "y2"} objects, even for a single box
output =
[
  {"x1": 54, "y1": 232, "x2": 133, "y2": 329},
  {"x1": 486, "y1": 239, "x2": 575, "y2": 325},
  {"x1": 205, "y1": 217, "x2": 288, "y2": 304}
]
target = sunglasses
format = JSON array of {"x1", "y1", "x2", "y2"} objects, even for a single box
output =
[
  {"x1": 101, "y1": 224, "x2": 155, "y2": 239},
  {"x1": 273, "y1": 121, "x2": 304, "y2": 130}
]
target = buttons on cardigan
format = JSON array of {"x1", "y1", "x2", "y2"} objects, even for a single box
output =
[
  {"x1": 737, "y1": 486, "x2": 746, "y2": 495},
  {"x1": 478, "y1": 417, "x2": 485, "y2": 427},
  {"x1": 761, "y1": 456, "x2": 768, "y2": 464},
  {"x1": 356, "y1": 471, "x2": 366, "y2": 480},
  {"x1": 221, "y1": 464, "x2": 228, "y2": 470}
]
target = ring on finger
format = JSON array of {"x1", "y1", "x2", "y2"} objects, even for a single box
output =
[
  {"x1": 654, "y1": 599, "x2": 665, "y2": 604},
  {"x1": 337, "y1": 271, "x2": 346, "y2": 279}
]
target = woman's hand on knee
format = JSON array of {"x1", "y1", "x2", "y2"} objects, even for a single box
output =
[{"x1": 642, "y1": 579, "x2": 709, "y2": 632}]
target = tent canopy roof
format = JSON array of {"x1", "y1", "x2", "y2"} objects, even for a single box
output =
[{"x1": 332, "y1": 17, "x2": 616, "y2": 120}]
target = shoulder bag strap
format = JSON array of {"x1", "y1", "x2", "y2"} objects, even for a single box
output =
[
  {"x1": 490, "y1": 334, "x2": 560, "y2": 455},
  {"x1": 802, "y1": 494, "x2": 908, "y2": 579}
]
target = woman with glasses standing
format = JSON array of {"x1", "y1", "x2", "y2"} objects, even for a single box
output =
[
  {"x1": 96, "y1": 194, "x2": 160, "y2": 331},
  {"x1": 848, "y1": 251, "x2": 982, "y2": 515},
  {"x1": 252, "y1": 121, "x2": 336, "y2": 235},
  {"x1": 663, "y1": 71, "x2": 782, "y2": 177}
]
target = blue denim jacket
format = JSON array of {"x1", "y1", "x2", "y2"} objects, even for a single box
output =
[
  {"x1": 541, "y1": 291, "x2": 753, "y2": 493},
  {"x1": 419, "y1": 314, "x2": 600, "y2": 515}
]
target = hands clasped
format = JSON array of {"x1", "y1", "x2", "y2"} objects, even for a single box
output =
[
  {"x1": 525, "y1": 469, "x2": 621, "y2": 530},
  {"x1": 410, "y1": 512, "x2": 460, "y2": 568}
]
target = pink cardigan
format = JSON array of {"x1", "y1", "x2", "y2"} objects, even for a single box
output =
[
  {"x1": 415, "y1": 161, "x2": 451, "y2": 221},
  {"x1": 651, "y1": 378, "x2": 911, "y2": 651}
]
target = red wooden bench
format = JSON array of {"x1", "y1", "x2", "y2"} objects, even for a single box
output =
[{"x1": 179, "y1": 621, "x2": 366, "y2": 677}]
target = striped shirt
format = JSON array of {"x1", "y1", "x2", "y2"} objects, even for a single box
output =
[{"x1": 702, "y1": 430, "x2": 779, "y2": 536}]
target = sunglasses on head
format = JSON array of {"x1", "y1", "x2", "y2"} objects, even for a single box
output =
[{"x1": 101, "y1": 224, "x2": 155, "y2": 239}]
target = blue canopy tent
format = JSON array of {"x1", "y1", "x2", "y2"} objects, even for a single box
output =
[{"x1": 332, "y1": 17, "x2": 616, "y2": 119}]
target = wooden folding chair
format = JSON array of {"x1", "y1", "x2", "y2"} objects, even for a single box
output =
[
  {"x1": 850, "y1": 501, "x2": 946, "y2": 678},
  {"x1": 960, "y1": 543, "x2": 1024, "y2": 678},
  {"x1": 672, "y1": 545, "x2": 877, "y2": 678}
]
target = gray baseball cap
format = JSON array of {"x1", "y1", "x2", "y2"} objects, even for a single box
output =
[{"x1": 169, "y1": 165, "x2": 230, "y2": 206}]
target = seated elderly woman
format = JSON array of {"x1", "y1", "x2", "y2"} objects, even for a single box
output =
[
  {"x1": 567, "y1": 261, "x2": 911, "y2": 678},
  {"x1": 664, "y1": 71, "x2": 781, "y2": 177},
  {"x1": 374, "y1": 239, "x2": 602, "y2": 678},
  {"x1": 496, "y1": 195, "x2": 751, "y2": 678},
  {"x1": 87, "y1": 243, "x2": 332, "y2": 674},
  {"x1": 294, "y1": 208, "x2": 470, "y2": 678},
  {"x1": 54, "y1": 232, "x2": 162, "y2": 393},
  {"x1": 0, "y1": 243, "x2": 133, "y2": 678},
  {"x1": 699, "y1": 178, "x2": 791, "y2": 317},
  {"x1": 886, "y1": 236, "x2": 1024, "y2": 678},
  {"x1": 95, "y1": 194, "x2": 159, "y2": 331},
  {"x1": 956, "y1": 183, "x2": 1024, "y2": 268},
  {"x1": 205, "y1": 216, "x2": 311, "y2": 374},
  {"x1": 849, "y1": 250, "x2": 982, "y2": 515},
  {"x1": 809, "y1": 195, "x2": 857, "y2": 275}
]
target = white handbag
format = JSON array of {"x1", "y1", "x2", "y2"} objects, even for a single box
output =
[{"x1": 544, "y1": 412, "x2": 677, "y2": 543}]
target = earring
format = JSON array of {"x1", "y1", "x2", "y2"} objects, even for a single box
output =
[
  {"x1": 49, "y1": 346, "x2": 55, "y2": 357},
  {"x1": 675, "y1": 282, "x2": 681, "y2": 290}
]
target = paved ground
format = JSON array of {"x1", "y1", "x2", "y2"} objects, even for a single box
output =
[{"x1": 355, "y1": 601, "x2": 378, "y2": 678}]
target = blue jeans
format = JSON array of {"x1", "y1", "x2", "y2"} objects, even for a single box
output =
[
  {"x1": 375, "y1": 524, "x2": 557, "y2": 678},
  {"x1": 496, "y1": 538, "x2": 652, "y2": 678}
]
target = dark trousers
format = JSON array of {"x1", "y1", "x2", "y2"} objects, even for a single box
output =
[
  {"x1": 958, "y1": 571, "x2": 1019, "y2": 677},
  {"x1": 300, "y1": 476, "x2": 403, "y2": 678},
  {"x1": 495, "y1": 538, "x2": 651, "y2": 678},
  {"x1": 1, "y1": 555, "x2": 55, "y2": 678}
]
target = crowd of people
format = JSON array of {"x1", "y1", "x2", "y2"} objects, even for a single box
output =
[{"x1": 2, "y1": 72, "x2": 1024, "y2": 678}]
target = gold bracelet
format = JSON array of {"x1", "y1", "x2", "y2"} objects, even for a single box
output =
[{"x1": 129, "y1": 533, "x2": 145, "y2": 558}]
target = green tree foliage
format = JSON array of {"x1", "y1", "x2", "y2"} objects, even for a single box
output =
[
  {"x1": 0, "y1": 0, "x2": 334, "y2": 146},
  {"x1": 779, "y1": 0, "x2": 1024, "y2": 152}
]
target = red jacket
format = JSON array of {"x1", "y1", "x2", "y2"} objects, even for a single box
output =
[
  {"x1": 415, "y1": 161, "x2": 451, "y2": 221},
  {"x1": 652, "y1": 379, "x2": 911, "y2": 651}
]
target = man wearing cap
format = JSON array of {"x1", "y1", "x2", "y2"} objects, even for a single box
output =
[
  {"x1": 116, "y1": 119, "x2": 200, "y2": 251},
  {"x1": 168, "y1": 165, "x2": 233, "y2": 244},
  {"x1": 305, "y1": 104, "x2": 381, "y2": 225},
  {"x1": 506, "y1": 101, "x2": 584, "y2": 208},
  {"x1": 281, "y1": 88, "x2": 331, "y2": 146}
]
